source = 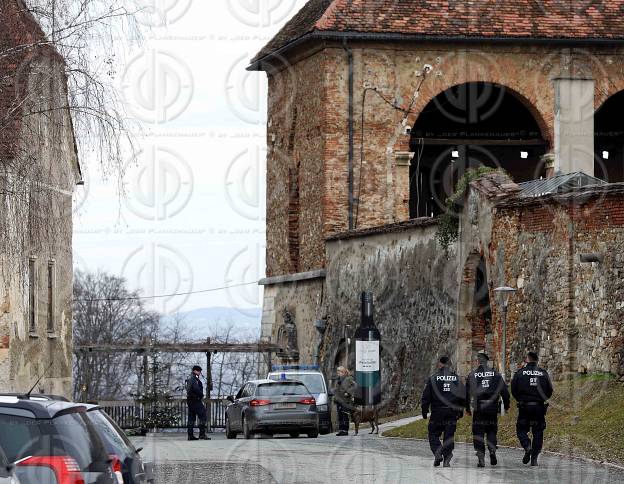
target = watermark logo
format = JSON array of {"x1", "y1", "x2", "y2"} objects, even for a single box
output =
[
  {"x1": 225, "y1": 53, "x2": 267, "y2": 124},
  {"x1": 123, "y1": 146, "x2": 194, "y2": 221},
  {"x1": 226, "y1": 0, "x2": 298, "y2": 27},
  {"x1": 224, "y1": 243, "x2": 264, "y2": 317},
  {"x1": 225, "y1": 146, "x2": 266, "y2": 221},
  {"x1": 121, "y1": 242, "x2": 193, "y2": 314},
  {"x1": 133, "y1": 0, "x2": 194, "y2": 27},
  {"x1": 121, "y1": 49, "x2": 194, "y2": 123}
]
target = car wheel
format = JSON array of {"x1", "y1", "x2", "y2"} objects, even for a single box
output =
[
  {"x1": 289, "y1": 432, "x2": 299, "y2": 438},
  {"x1": 243, "y1": 415, "x2": 252, "y2": 440},
  {"x1": 225, "y1": 417, "x2": 237, "y2": 439},
  {"x1": 307, "y1": 429, "x2": 319, "y2": 438}
]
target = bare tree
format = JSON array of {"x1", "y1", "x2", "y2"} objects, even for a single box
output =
[{"x1": 73, "y1": 269, "x2": 159, "y2": 400}]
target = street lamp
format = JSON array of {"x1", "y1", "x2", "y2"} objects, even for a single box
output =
[{"x1": 494, "y1": 286, "x2": 516, "y2": 415}]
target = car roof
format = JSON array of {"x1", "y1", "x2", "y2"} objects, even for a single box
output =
[
  {"x1": 268, "y1": 370, "x2": 324, "y2": 375},
  {"x1": 0, "y1": 393, "x2": 70, "y2": 402},
  {"x1": 248, "y1": 379, "x2": 307, "y2": 385},
  {"x1": 0, "y1": 396, "x2": 86, "y2": 419}
]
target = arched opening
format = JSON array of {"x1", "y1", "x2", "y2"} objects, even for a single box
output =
[
  {"x1": 595, "y1": 90, "x2": 624, "y2": 182},
  {"x1": 409, "y1": 82, "x2": 548, "y2": 218}
]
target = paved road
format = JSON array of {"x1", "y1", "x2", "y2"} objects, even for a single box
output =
[{"x1": 132, "y1": 430, "x2": 624, "y2": 484}]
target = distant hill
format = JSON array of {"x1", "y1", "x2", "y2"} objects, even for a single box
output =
[{"x1": 161, "y1": 306, "x2": 261, "y2": 339}]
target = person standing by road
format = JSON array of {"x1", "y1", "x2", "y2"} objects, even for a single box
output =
[
  {"x1": 511, "y1": 352, "x2": 553, "y2": 466},
  {"x1": 186, "y1": 365, "x2": 210, "y2": 441},
  {"x1": 465, "y1": 353, "x2": 510, "y2": 467},
  {"x1": 421, "y1": 356, "x2": 465, "y2": 467},
  {"x1": 334, "y1": 366, "x2": 356, "y2": 436}
]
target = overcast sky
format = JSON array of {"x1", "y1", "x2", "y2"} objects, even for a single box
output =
[{"x1": 73, "y1": 1, "x2": 308, "y2": 315}]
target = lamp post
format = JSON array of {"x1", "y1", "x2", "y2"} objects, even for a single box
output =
[{"x1": 494, "y1": 286, "x2": 516, "y2": 415}]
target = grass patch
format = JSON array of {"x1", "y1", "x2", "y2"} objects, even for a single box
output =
[{"x1": 384, "y1": 375, "x2": 624, "y2": 465}]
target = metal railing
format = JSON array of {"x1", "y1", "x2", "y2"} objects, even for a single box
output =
[{"x1": 98, "y1": 398, "x2": 228, "y2": 431}]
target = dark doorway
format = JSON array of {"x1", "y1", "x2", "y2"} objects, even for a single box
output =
[
  {"x1": 409, "y1": 82, "x2": 548, "y2": 218},
  {"x1": 472, "y1": 258, "x2": 492, "y2": 354},
  {"x1": 595, "y1": 90, "x2": 624, "y2": 183}
]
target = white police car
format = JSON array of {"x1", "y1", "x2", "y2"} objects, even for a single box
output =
[{"x1": 267, "y1": 365, "x2": 332, "y2": 434}]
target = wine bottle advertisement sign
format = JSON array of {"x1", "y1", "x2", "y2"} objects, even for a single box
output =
[{"x1": 356, "y1": 340, "x2": 380, "y2": 372}]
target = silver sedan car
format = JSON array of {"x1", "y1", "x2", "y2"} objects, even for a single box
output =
[{"x1": 225, "y1": 380, "x2": 319, "y2": 439}]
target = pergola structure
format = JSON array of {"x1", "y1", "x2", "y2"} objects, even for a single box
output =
[{"x1": 74, "y1": 339, "x2": 294, "y2": 400}]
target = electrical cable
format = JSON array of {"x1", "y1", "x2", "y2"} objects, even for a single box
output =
[{"x1": 75, "y1": 281, "x2": 259, "y2": 303}]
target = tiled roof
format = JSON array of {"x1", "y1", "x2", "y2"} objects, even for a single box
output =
[{"x1": 251, "y1": 0, "x2": 624, "y2": 67}]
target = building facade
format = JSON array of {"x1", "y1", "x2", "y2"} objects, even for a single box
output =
[
  {"x1": 252, "y1": 0, "x2": 624, "y2": 409},
  {"x1": 0, "y1": 0, "x2": 80, "y2": 398}
]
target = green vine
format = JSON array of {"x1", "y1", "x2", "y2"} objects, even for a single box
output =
[{"x1": 435, "y1": 166, "x2": 498, "y2": 252}]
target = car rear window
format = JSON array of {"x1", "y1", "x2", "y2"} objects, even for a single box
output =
[
  {"x1": 87, "y1": 409, "x2": 133, "y2": 457},
  {"x1": 257, "y1": 382, "x2": 309, "y2": 396},
  {"x1": 0, "y1": 411, "x2": 109, "y2": 471},
  {"x1": 270, "y1": 373, "x2": 325, "y2": 394}
]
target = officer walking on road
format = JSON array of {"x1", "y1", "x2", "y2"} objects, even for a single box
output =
[
  {"x1": 421, "y1": 356, "x2": 465, "y2": 467},
  {"x1": 511, "y1": 351, "x2": 553, "y2": 466},
  {"x1": 186, "y1": 365, "x2": 210, "y2": 441},
  {"x1": 334, "y1": 366, "x2": 356, "y2": 436},
  {"x1": 466, "y1": 352, "x2": 510, "y2": 467}
]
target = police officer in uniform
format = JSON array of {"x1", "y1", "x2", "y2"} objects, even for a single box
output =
[
  {"x1": 511, "y1": 352, "x2": 553, "y2": 466},
  {"x1": 334, "y1": 366, "x2": 356, "y2": 436},
  {"x1": 421, "y1": 356, "x2": 465, "y2": 467},
  {"x1": 186, "y1": 365, "x2": 210, "y2": 441},
  {"x1": 465, "y1": 353, "x2": 510, "y2": 467}
]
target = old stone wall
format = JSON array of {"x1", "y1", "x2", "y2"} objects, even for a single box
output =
[
  {"x1": 320, "y1": 220, "x2": 459, "y2": 412},
  {"x1": 0, "y1": 53, "x2": 78, "y2": 398},
  {"x1": 490, "y1": 191, "x2": 624, "y2": 378}
]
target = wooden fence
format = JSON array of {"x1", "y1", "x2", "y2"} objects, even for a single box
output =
[{"x1": 98, "y1": 398, "x2": 228, "y2": 431}]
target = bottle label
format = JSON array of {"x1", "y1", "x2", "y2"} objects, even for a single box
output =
[{"x1": 356, "y1": 340, "x2": 380, "y2": 372}]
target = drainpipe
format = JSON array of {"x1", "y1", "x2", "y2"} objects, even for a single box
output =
[{"x1": 343, "y1": 39, "x2": 354, "y2": 230}]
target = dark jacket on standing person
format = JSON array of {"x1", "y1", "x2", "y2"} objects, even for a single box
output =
[
  {"x1": 335, "y1": 374, "x2": 357, "y2": 406},
  {"x1": 421, "y1": 367, "x2": 465, "y2": 418},
  {"x1": 466, "y1": 365, "x2": 510, "y2": 414},
  {"x1": 511, "y1": 362, "x2": 553, "y2": 403},
  {"x1": 186, "y1": 373, "x2": 204, "y2": 401}
]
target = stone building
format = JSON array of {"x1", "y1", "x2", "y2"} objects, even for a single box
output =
[
  {"x1": 0, "y1": 0, "x2": 80, "y2": 398},
  {"x1": 250, "y1": 0, "x2": 624, "y2": 410}
]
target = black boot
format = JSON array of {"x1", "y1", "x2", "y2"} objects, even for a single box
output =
[
  {"x1": 198, "y1": 434, "x2": 211, "y2": 440},
  {"x1": 531, "y1": 453, "x2": 539, "y2": 466},
  {"x1": 490, "y1": 452, "x2": 497, "y2": 466},
  {"x1": 477, "y1": 453, "x2": 485, "y2": 467},
  {"x1": 188, "y1": 435, "x2": 198, "y2": 441},
  {"x1": 443, "y1": 454, "x2": 452, "y2": 467},
  {"x1": 433, "y1": 455, "x2": 443, "y2": 467},
  {"x1": 522, "y1": 447, "x2": 532, "y2": 464}
]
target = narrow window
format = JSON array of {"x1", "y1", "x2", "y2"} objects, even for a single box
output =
[
  {"x1": 47, "y1": 260, "x2": 56, "y2": 333},
  {"x1": 28, "y1": 257, "x2": 38, "y2": 333}
]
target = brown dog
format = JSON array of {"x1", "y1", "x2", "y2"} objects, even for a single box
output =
[{"x1": 352, "y1": 405, "x2": 379, "y2": 435}]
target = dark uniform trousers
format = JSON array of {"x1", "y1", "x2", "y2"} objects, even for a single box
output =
[
  {"x1": 472, "y1": 411, "x2": 498, "y2": 456},
  {"x1": 187, "y1": 398, "x2": 207, "y2": 437},
  {"x1": 516, "y1": 402, "x2": 546, "y2": 454},
  {"x1": 428, "y1": 408, "x2": 458, "y2": 458},
  {"x1": 336, "y1": 402, "x2": 350, "y2": 432}
]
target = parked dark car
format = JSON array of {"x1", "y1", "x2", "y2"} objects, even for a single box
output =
[
  {"x1": 225, "y1": 380, "x2": 319, "y2": 439},
  {"x1": 0, "y1": 396, "x2": 117, "y2": 484},
  {"x1": 84, "y1": 405, "x2": 154, "y2": 484}
]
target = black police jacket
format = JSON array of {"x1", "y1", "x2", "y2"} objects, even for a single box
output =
[
  {"x1": 465, "y1": 365, "x2": 510, "y2": 414},
  {"x1": 511, "y1": 362, "x2": 553, "y2": 403},
  {"x1": 421, "y1": 367, "x2": 465, "y2": 416},
  {"x1": 186, "y1": 374, "x2": 204, "y2": 400}
]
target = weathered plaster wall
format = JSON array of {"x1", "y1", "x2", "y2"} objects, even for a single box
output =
[
  {"x1": 0, "y1": 55, "x2": 78, "y2": 398},
  {"x1": 320, "y1": 220, "x2": 459, "y2": 412}
]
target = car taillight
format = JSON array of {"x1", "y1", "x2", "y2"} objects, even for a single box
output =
[
  {"x1": 109, "y1": 454, "x2": 124, "y2": 484},
  {"x1": 299, "y1": 397, "x2": 316, "y2": 405},
  {"x1": 250, "y1": 399, "x2": 271, "y2": 406},
  {"x1": 17, "y1": 456, "x2": 85, "y2": 484}
]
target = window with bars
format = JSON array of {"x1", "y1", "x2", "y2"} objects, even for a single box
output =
[
  {"x1": 47, "y1": 260, "x2": 56, "y2": 333},
  {"x1": 28, "y1": 258, "x2": 37, "y2": 333}
]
